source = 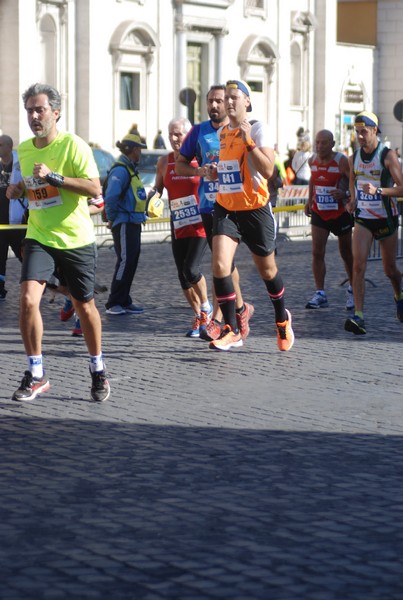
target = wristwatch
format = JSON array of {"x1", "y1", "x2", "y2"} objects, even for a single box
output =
[{"x1": 376, "y1": 187, "x2": 383, "y2": 195}]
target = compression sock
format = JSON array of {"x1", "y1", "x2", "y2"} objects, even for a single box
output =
[
  {"x1": 264, "y1": 273, "x2": 287, "y2": 323},
  {"x1": 213, "y1": 275, "x2": 238, "y2": 332}
]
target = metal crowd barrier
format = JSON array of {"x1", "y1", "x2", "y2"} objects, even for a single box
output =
[{"x1": 2, "y1": 185, "x2": 403, "y2": 261}]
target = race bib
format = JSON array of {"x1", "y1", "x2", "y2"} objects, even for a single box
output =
[
  {"x1": 356, "y1": 180, "x2": 382, "y2": 210},
  {"x1": 315, "y1": 185, "x2": 338, "y2": 211},
  {"x1": 24, "y1": 176, "x2": 63, "y2": 210},
  {"x1": 203, "y1": 179, "x2": 219, "y2": 203},
  {"x1": 170, "y1": 195, "x2": 202, "y2": 231},
  {"x1": 217, "y1": 160, "x2": 243, "y2": 194}
]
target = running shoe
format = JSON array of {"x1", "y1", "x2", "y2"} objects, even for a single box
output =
[
  {"x1": 305, "y1": 291, "x2": 328, "y2": 309},
  {"x1": 12, "y1": 371, "x2": 50, "y2": 402},
  {"x1": 90, "y1": 369, "x2": 110, "y2": 402},
  {"x1": 94, "y1": 282, "x2": 108, "y2": 294},
  {"x1": 345, "y1": 286, "x2": 355, "y2": 311},
  {"x1": 236, "y1": 302, "x2": 255, "y2": 339},
  {"x1": 395, "y1": 297, "x2": 403, "y2": 323},
  {"x1": 186, "y1": 315, "x2": 201, "y2": 338},
  {"x1": 124, "y1": 304, "x2": 144, "y2": 314},
  {"x1": 199, "y1": 302, "x2": 213, "y2": 333},
  {"x1": 276, "y1": 309, "x2": 295, "y2": 351},
  {"x1": 344, "y1": 314, "x2": 366, "y2": 335},
  {"x1": 209, "y1": 325, "x2": 243, "y2": 351},
  {"x1": 71, "y1": 316, "x2": 83, "y2": 337},
  {"x1": 200, "y1": 319, "x2": 222, "y2": 341},
  {"x1": 60, "y1": 297, "x2": 74, "y2": 321},
  {"x1": 106, "y1": 305, "x2": 126, "y2": 315}
]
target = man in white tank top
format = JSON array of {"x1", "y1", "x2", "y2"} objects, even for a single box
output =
[{"x1": 344, "y1": 111, "x2": 403, "y2": 335}]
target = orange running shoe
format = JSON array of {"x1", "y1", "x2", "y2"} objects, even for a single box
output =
[
  {"x1": 186, "y1": 315, "x2": 201, "y2": 338},
  {"x1": 200, "y1": 319, "x2": 222, "y2": 341},
  {"x1": 60, "y1": 297, "x2": 74, "y2": 321},
  {"x1": 236, "y1": 302, "x2": 255, "y2": 339},
  {"x1": 209, "y1": 324, "x2": 243, "y2": 351},
  {"x1": 200, "y1": 310, "x2": 211, "y2": 330},
  {"x1": 276, "y1": 309, "x2": 295, "y2": 351},
  {"x1": 71, "y1": 315, "x2": 83, "y2": 337}
]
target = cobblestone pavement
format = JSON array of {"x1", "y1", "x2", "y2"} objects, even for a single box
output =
[{"x1": 1, "y1": 237, "x2": 403, "y2": 599}]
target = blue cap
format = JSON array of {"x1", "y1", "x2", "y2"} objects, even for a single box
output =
[
  {"x1": 226, "y1": 80, "x2": 253, "y2": 112},
  {"x1": 355, "y1": 111, "x2": 381, "y2": 133}
]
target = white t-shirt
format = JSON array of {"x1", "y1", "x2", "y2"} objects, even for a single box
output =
[
  {"x1": 292, "y1": 150, "x2": 312, "y2": 181},
  {"x1": 9, "y1": 150, "x2": 28, "y2": 224}
]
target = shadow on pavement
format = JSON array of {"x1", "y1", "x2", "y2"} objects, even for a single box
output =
[{"x1": 1, "y1": 417, "x2": 402, "y2": 599}]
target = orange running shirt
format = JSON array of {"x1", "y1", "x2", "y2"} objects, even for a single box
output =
[{"x1": 216, "y1": 121, "x2": 271, "y2": 211}]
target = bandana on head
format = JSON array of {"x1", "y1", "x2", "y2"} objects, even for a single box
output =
[
  {"x1": 355, "y1": 111, "x2": 381, "y2": 133},
  {"x1": 226, "y1": 80, "x2": 253, "y2": 112}
]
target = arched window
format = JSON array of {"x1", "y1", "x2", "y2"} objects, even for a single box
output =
[
  {"x1": 110, "y1": 21, "x2": 158, "y2": 143},
  {"x1": 39, "y1": 14, "x2": 57, "y2": 87},
  {"x1": 290, "y1": 42, "x2": 301, "y2": 106},
  {"x1": 238, "y1": 35, "x2": 279, "y2": 123}
]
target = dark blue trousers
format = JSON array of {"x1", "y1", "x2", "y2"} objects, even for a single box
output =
[{"x1": 106, "y1": 222, "x2": 141, "y2": 309}]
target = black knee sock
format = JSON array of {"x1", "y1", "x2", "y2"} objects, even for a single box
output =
[
  {"x1": 264, "y1": 273, "x2": 287, "y2": 323},
  {"x1": 213, "y1": 275, "x2": 238, "y2": 332}
]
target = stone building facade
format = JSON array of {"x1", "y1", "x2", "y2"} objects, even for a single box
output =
[{"x1": 0, "y1": 0, "x2": 401, "y2": 156}]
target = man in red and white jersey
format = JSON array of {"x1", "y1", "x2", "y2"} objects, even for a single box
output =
[{"x1": 304, "y1": 129, "x2": 353, "y2": 311}]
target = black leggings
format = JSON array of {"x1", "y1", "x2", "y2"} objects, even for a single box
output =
[
  {"x1": 170, "y1": 223, "x2": 208, "y2": 290},
  {"x1": 0, "y1": 229, "x2": 25, "y2": 278}
]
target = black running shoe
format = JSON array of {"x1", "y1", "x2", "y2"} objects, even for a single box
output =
[
  {"x1": 90, "y1": 369, "x2": 110, "y2": 402},
  {"x1": 344, "y1": 314, "x2": 366, "y2": 335},
  {"x1": 395, "y1": 297, "x2": 403, "y2": 323},
  {"x1": 12, "y1": 371, "x2": 50, "y2": 402}
]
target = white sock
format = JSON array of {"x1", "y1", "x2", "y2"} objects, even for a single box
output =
[
  {"x1": 28, "y1": 355, "x2": 43, "y2": 379},
  {"x1": 89, "y1": 353, "x2": 104, "y2": 373},
  {"x1": 201, "y1": 301, "x2": 210, "y2": 312}
]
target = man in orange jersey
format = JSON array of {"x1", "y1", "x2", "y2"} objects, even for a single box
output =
[
  {"x1": 208, "y1": 79, "x2": 294, "y2": 352},
  {"x1": 176, "y1": 84, "x2": 253, "y2": 342}
]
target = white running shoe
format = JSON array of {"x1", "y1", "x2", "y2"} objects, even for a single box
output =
[
  {"x1": 305, "y1": 291, "x2": 328, "y2": 309},
  {"x1": 106, "y1": 305, "x2": 126, "y2": 315},
  {"x1": 345, "y1": 286, "x2": 355, "y2": 311}
]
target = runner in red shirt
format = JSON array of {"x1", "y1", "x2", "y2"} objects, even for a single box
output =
[
  {"x1": 152, "y1": 117, "x2": 212, "y2": 338},
  {"x1": 304, "y1": 129, "x2": 354, "y2": 310}
]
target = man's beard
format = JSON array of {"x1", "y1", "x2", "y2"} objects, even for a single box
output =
[{"x1": 209, "y1": 113, "x2": 224, "y2": 124}]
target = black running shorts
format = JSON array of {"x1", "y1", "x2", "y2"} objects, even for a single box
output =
[
  {"x1": 354, "y1": 215, "x2": 399, "y2": 240},
  {"x1": 311, "y1": 210, "x2": 353, "y2": 237},
  {"x1": 201, "y1": 212, "x2": 214, "y2": 249},
  {"x1": 212, "y1": 201, "x2": 276, "y2": 256},
  {"x1": 21, "y1": 239, "x2": 97, "y2": 302}
]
